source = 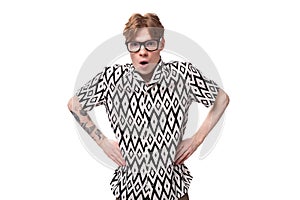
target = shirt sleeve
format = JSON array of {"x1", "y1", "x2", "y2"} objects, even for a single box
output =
[
  {"x1": 187, "y1": 63, "x2": 220, "y2": 108},
  {"x1": 75, "y1": 66, "x2": 109, "y2": 112}
]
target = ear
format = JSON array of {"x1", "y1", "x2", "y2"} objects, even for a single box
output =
[{"x1": 159, "y1": 37, "x2": 165, "y2": 50}]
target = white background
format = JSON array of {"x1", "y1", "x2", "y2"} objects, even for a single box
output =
[{"x1": 1, "y1": 0, "x2": 299, "y2": 199}]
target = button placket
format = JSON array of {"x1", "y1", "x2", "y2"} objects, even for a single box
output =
[
  {"x1": 141, "y1": 82, "x2": 158, "y2": 199},
  {"x1": 141, "y1": 83, "x2": 150, "y2": 141},
  {"x1": 141, "y1": 83, "x2": 153, "y2": 189}
]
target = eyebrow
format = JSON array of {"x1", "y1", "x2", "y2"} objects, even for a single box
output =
[
  {"x1": 130, "y1": 36, "x2": 162, "y2": 43},
  {"x1": 131, "y1": 37, "x2": 153, "y2": 42}
]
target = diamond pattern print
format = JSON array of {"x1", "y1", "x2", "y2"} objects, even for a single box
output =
[{"x1": 75, "y1": 60, "x2": 219, "y2": 200}]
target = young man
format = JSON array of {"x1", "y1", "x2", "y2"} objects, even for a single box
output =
[{"x1": 68, "y1": 13, "x2": 229, "y2": 200}]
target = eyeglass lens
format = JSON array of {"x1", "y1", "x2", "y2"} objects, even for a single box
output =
[{"x1": 127, "y1": 40, "x2": 159, "y2": 52}]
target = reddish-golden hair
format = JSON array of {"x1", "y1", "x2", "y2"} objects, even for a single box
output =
[{"x1": 123, "y1": 13, "x2": 164, "y2": 42}]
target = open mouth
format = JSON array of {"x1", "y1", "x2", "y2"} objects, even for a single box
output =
[{"x1": 140, "y1": 61, "x2": 149, "y2": 65}]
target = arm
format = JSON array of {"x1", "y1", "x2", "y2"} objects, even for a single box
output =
[
  {"x1": 175, "y1": 88, "x2": 230, "y2": 164},
  {"x1": 67, "y1": 96, "x2": 126, "y2": 166}
]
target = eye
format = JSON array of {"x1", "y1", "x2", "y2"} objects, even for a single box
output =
[
  {"x1": 147, "y1": 41, "x2": 154, "y2": 45},
  {"x1": 129, "y1": 42, "x2": 139, "y2": 47},
  {"x1": 146, "y1": 41, "x2": 154, "y2": 45},
  {"x1": 145, "y1": 40, "x2": 157, "y2": 48}
]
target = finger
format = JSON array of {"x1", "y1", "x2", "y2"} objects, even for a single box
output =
[
  {"x1": 176, "y1": 153, "x2": 187, "y2": 164},
  {"x1": 175, "y1": 148, "x2": 187, "y2": 164},
  {"x1": 175, "y1": 153, "x2": 185, "y2": 165},
  {"x1": 110, "y1": 152, "x2": 126, "y2": 166},
  {"x1": 114, "y1": 154, "x2": 126, "y2": 166},
  {"x1": 175, "y1": 143, "x2": 188, "y2": 161},
  {"x1": 179, "y1": 147, "x2": 197, "y2": 164},
  {"x1": 108, "y1": 141, "x2": 125, "y2": 166},
  {"x1": 113, "y1": 146, "x2": 126, "y2": 165},
  {"x1": 175, "y1": 149, "x2": 184, "y2": 161},
  {"x1": 110, "y1": 155, "x2": 123, "y2": 166},
  {"x1": 175, "y1": 148, "x2": 191, "y2": 165},
  {"x1": 181, "y1": 151, "x2": 192, "y2": 164}
]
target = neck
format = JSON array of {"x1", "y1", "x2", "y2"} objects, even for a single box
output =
[{"x1": 140, "y1": 71, "x2": 154, "y2": 83}]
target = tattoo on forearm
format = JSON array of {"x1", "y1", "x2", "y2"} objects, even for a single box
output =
[
  {"x1": 70, "y1": 111, "x2": 80, "y2": 123},
  {"x1": 95, "y1": 129, "x2": 103, "y2": 140},
  {"x1": 71, "y1": 110, "x2": 96, "y2": 134},
  {"x1": 80, "y1": 109, "x2": 88, "y2": 116},
  {"x1": 81, "y1": 123, "x2": 96, "y2": 135},
  {"x1": 70, "y1": 99, "x2": 104, "y2": 142}
]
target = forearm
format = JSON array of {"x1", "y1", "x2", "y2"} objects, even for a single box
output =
[
  {"x1": 194, "y1": 89, "x2": 230, "y2": 143},
  {"x1": 68, "y1": 96, "x2": 106, "y2": 145}
]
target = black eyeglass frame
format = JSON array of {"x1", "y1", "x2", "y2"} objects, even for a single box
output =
[{"x1": 125, "y1": 37, "x2": 162, "y2": 53}]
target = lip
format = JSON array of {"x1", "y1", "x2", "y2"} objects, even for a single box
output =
[{"x1": 139, "y1": 60, "x2": 149, "y2": 66}]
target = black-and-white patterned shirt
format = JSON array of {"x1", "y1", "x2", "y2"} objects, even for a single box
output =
[{"x1": 76, "y1": 59, "x2": 219, "y2": 200}]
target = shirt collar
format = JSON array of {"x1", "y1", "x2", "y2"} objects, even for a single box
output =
[{"x1": 126, "y1": 58, "x2": 170, "y2": 86}]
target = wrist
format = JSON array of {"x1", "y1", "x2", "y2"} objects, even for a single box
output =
[
  {"x1": 193, "y1": 132, "x2": 205, "y2": 146},
  {"x1": 97, "y1": 136, "x2": 107, "y2": 147},
  {"x1": 92, "y1": 129, "x2": 106, "y2": 144}
]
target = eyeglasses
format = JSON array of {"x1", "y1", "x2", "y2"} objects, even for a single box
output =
[{"x1": 125, "y1": 38, "x2": 161, "y2": 53}]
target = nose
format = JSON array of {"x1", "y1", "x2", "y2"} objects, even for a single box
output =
[{"x1": 139, "y1": 45, "x2": 148, "y2": 56}]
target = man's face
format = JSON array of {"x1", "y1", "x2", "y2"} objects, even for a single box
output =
[{"x1": 128, "y1": 28, "x2": 164, "y2": 76}]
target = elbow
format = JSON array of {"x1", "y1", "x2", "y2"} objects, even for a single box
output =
[
  {"x1": 224, "y1": 92, "x2": 230, "y2": 107},
  {"x1": 67, "y1": 96, "x2": 76, "y2": 111},
  {"x1": 218, "y1": 89, "x2": 230, "y2": 108},
  {"x1": 67, "y1": 98, "x2": 73, "y2": 111}
]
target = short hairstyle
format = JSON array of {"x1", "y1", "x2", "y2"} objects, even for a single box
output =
[{"x1": 123, "y1": 13, "x2": 164, "y2": 42}]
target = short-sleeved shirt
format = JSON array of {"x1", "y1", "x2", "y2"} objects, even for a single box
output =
[{"x1": 75, "y1": 59, "x2": 220, "y2": 200}]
